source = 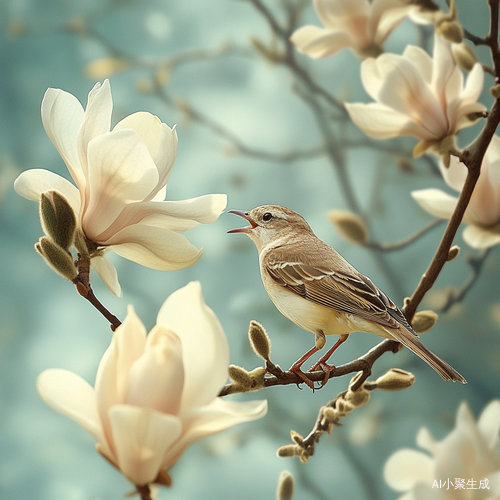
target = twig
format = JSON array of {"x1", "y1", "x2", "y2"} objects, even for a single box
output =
[
  {"x1": 72, "y1": 256, "x2": 122, "y2": 330},
  {"x1": 365, "y1": 219, "x2": 444, "y2": 252},
  {"x1": 218, "y1": 339, "x2": 400, "y2": 396},
  {"x1": 438, "y1": 248, "x2": 492, "y2": 313}
]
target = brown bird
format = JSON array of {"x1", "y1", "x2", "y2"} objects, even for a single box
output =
[{"x1": 228, "y1": 205, "x2": 466, "y2": 387}]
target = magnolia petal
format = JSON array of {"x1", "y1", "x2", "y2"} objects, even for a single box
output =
[
  {"x1": 373, "y1": 3, "x2": 411, "y2": 45},
  {"x1": 401, "y1": 45, "x2": 432, "y2": 83},
  {"x1": 41, "y1": 88, "x2": 86, "y2": 189},
  {"x1": 83, "y1": 129, "x2": 160, "y2": 239},
  {"x1": 106, "y1": 225, "x2": 203, "y2": 271},
  {"x1": 462, "y1": 224, "x2": 500, "y2": 249},
  {"x1": 162, "y1": 397, "x2": 268, "y2": 470},
  {"x1": 37, "y1": 369, "x2": 104, "y2": 445},
  {"x1": 94, "y1": 307, "x2": 147, "y2": 451},
  {"x1": 13, "y1": 169, "x2": 81, "y2": 214},
  {"x1": 290, "y1": 26, "x2": 354, "y2": 58},
  {"x1": 91, "y1": 255, "x2": 122, "y2": 297},
  {"x1": 478, "y1": 400, "x2": 500, "y2": 449},
  {"x1": 113, "y1": 112, "x2": 178, "y2": 198},
  {"x1": 109, "y1": 405, "x2": 182, "y2": 486},
  {"x1": 314, "y1": 0, "x2": 368, "y2": 27},
  {"x1": 77, "y1": 80, "x2": 113, "y2": 177},
  {"x1": 383, "y1": 448, "x2": 434, "y2": 491},
  {"x1": 126, "y1": 328, "x2": 185, "y2": 415},
  {"x1": 95, "y1": 194, "x2": 227, "y2": 243},
  {"x1": 157, "y1": 281, "x2": 229, "y2": 411},
  {"x1": 462, "y1": 62, "x2": 486, "y2": 103},
  {"x1": 411, "y1": 189, "x2": 457, "y2": 219},
  {"x1": 345, "y1": 102, "x2": 429, "y2": 140},
  {"x1": 439, "y1": 156, "x2": 467, "y2": 193}
]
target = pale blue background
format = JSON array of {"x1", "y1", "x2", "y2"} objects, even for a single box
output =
[{"x1": 0, "y1": 1, "x2": 497, "y2": 499}]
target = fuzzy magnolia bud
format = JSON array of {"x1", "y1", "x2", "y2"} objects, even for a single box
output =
[
  {"x1": 412, "y1": 310, "x2": 438, "y2": 333},
  {"x1": 452, "y1": 42, "x2": 478, "y2": 72},
  {"x1": 490, "y1": 84, "x2": 500, "y2": 100},
  {"x1": 436, "y1": 19, "x2": 463, "y2": 44},
  {"x1": 276, "y1": 471, "x2": 295, "y2": 500},
  {"x1": 40, "y1": 191, "x2": 77, "y2": 250},
  {"x1": 248, "y1": 320, "x2": 271, "y2": 360},
  {"x1": 228, "y1": 365, "x2": 253, "y2": 389},
  {"x1": 290, "y1": 430, "x2": 303, "y2": 446},
  {"x1": 37, "y1": 236, "x2": 77, "y2": 280},
  {"x1": 345, "y1": 388, "x2": 371, "y2": 408},
  {"x1": 327, "y1": 210, "x2": 369, "y2": 245},
  {"x1": 447, "y1": 245, "x2": 460, "y2": 261},
  {"x1": 248, "y1": 367, "x2": 266, "y2": 389},
  {"x1": 374, "y1": 368, "x2": 415, "y2": 391},
  {"x1": 277, "y1": 444, "x2": 301, "y2": 458}
]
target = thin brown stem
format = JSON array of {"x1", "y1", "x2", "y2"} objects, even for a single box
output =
[{"x1": 72, "y1": 256, "x2": 122, "y2": 330}]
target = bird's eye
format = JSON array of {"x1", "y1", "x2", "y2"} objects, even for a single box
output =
[{"x1": 262, "y1": 212, "x2": 273, "y2": 222}]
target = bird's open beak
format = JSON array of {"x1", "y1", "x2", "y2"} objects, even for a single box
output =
[{"x1": 227, "y1": 210, "x2": 258, "y2": 234}]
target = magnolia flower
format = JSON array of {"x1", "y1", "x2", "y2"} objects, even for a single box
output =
[
  {"x1": 290, "y1": 0, "x2": 417, "y2": 59},
  {"x1": 37, "y1": 281, "x2": 267, "y2": 487},
  {"x1": 412, "y1": 134, "x2": 500, "y2": 249},
  {"x1": 14, "y1": 80, "x2": 227, "y2": 295},
  {"x1": 384, "y1": 400, "x2": 500, "y2": 499},
  {"x1": 345, "y1": 34, "x2": 486, "y2": 154}
]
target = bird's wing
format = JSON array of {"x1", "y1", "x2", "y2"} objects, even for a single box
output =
[{"x1": 266, "y1": 258, "x2": 415, "y2": 334}]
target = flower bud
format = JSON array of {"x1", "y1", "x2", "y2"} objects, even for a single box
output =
[
  {"x1": 452, "y1": 42, "x2": 478, "y2": 72},
  {"x1": 248, "y1": 320, "x2": 271, "y2": 360},
  {"x1": 277, "y1": 471, "x2": 294, "y2": 500},
  {"x1": 228, "y1": 365, "x2": 253, "y2": 389},
  {"x1": 290, "y1": 430, "x2": 303, "y2": 445},
  {"x1": 411, "y1": 310, "x2": 438, "y2": 333},
  {"x1": 153, "y1": 470, "x2": 172, "y2": 487},
  {"x1": 490, "y1": 84, "x2": 500, "y2": 100},
  {"x1": 40, "y1": 191, "x2": 76, "y2": 250},
  {"x1": 374, "y1": 368, "x2": 415, "y2": 391},
  {"x1": 345, "y1": 388, "x2": 370, "y2": 408},
  {"x1": 84, "y1": 57, "x2": 130, "y2": 79},
  {"x1": 436, "y1": 20, "x2": 463, "y2": 44},
  {"x1": 249, "y1": 367, "x2": 266, "y2": 389},
  {"x1": 327, "y1": 210, "x2": 369, "y2": 245},
  {"x1": 299, "y1": 451, "x2": 310, "y2": 463},
  {"x1": 447, "y1": 245, "x2": 460, "y2": 261},
  {"x1": 37, "y1": 236, "x2": 77, "y2": 280},
  {"x1": 277, "y1": 444, "x2": 301, "y2": 458}
]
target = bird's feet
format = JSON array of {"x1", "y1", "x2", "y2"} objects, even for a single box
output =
[
  {"x1": 289, "y1": 365, "x2": 316, "y2": 390},
  {"x1": 308, "y1": 361, "x2": 335, "y2": 387}
]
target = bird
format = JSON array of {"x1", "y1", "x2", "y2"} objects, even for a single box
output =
[{"x1": 228, "y1": 204, "x2": 466, "y2": 387}]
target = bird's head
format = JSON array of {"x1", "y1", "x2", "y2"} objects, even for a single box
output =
[{"x1": 228, "y1": 205, "x2": 312, "y2": 251}]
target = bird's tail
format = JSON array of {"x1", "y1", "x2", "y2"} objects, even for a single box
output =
[{"x1": 387, "y1": 326, "x2": 467, "y2": 383}]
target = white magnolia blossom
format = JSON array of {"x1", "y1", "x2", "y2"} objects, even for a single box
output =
[
  {"x1": 14, "y1": 80, "x2": 227, "y2": 295},
  {"x1": 412, "y1": 134, "x2": 500, "y2": 249},
  {"x1": 37, "y1": 281, "x2": 267, "y2": 487},
  {"x1": 345, "y1": 34, "x2": 486, "y2": 150},
  {"x1": 290, "y1": 0, "x2": 418, "y2": 59},
  {"x1": 384, "y1": 400, "x2": 500, "y2": 499}
]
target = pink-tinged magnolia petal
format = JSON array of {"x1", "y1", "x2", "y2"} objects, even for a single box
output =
[
  {"x1": 77, "y1": 80, "x2": 113, "y2": 179},
  {"x1": 314, "y1": 0, "x2": 368, "y2": 29},
  {"x1": 477, "y1": 401, "x2": 500, "y2": 449},
  {"x1": 114, "y1": 113, "x2": 178, "y2": 199},
  {"x1": 157, "y1": 281, "x2": 229, "y2": 411},
  {"x1": 109, "y1": 405, "x2": 182, "y2": 486},
  {"x1": 401, "y1": 45, "x2": 432, "y2": 83},
  {"x1": 411, "y1": 189, "x2": 458, "y2": 219},
  {"x1": 14, "y1": 169, "x2": 81, "y2": 214},
  {"x1": 462, "y1": 224, "x2": 500, "y2": 249},
  {"x1": 41, "y1": 88, "x2": 85, "y2": 189},
  {"x1": 462, "y1": 63, "x2": 486, "y2": 103},
  {"x1": 345, "y1": 103, "x2": 428, "y2": 140},
  {"x1": 290, "y1": 26, "x2": 354, "y2": 58},
  {"x1": 37, "y1": 369, "x2": 104, "y2": 445},
  {"x1": 106, "y1": 225, "x2": 203, "y2": 270},
  {"x1": 83, "y1": 129, "x2": 160, "y2": 239},
  {"x1": 383, "y1": 448, "x2": 434, "y2": 491},
  {"x1": 439, "y1": 156, "x2": 467, "y2": 193},
  {"x1": 91, "y1": 255, "x2": 121, "y2": 297},
  {"x1": 126, "y1": 327, "x2": 184, "y2": 415},
  {"x1": 94, "y1": 307, "x2": 147, "y2": 451},
  {"x1": 372, "y1": 1, "x2": 410, "y2": 44},
  {"x1": 162, "y1": 398, "x2": 268, "y2": 470},
  {"x1": 95, "y1": 194, "x2": 227, "y2": 243},
  {"x1": 431, "y1": 34, "x2": 457, "y2": 105}
]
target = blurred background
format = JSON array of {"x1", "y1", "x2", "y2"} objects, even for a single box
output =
[{"x1": 0, "y1": 0, "x2": 497, "y2": 499}]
